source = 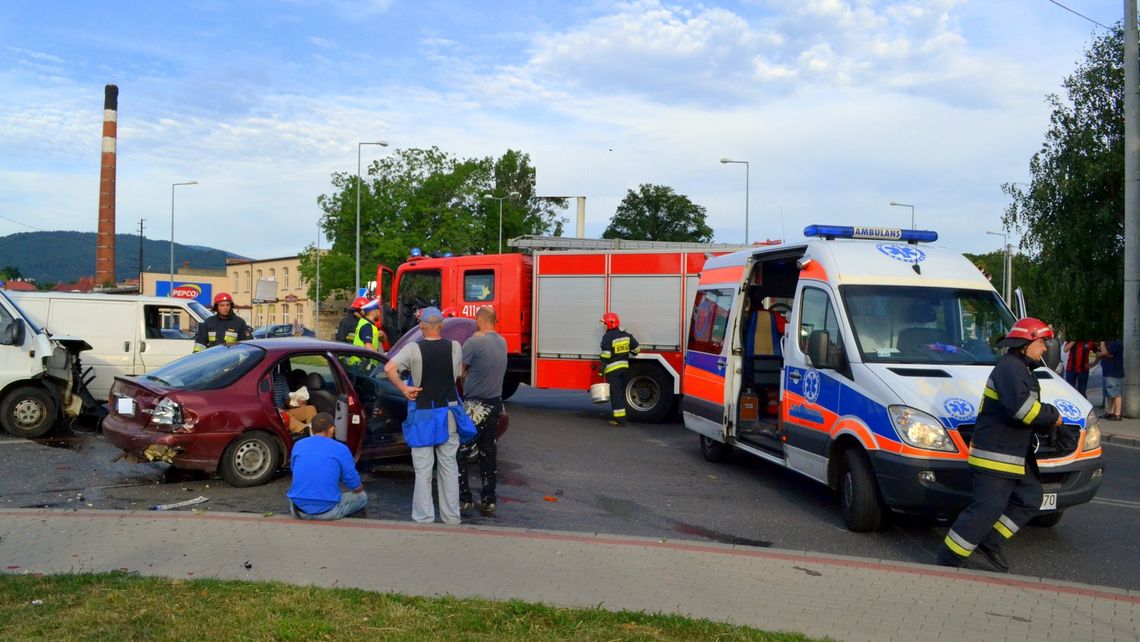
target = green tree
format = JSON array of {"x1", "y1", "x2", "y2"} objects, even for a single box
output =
[
  {"x1": 1002, "y1": 25, "x2": 1124, "y2": 339},
  {"x1": 0, "y1": 266, "x2": 21, "y2": 280},
  {"x1": 603, "y1": 184, "x2": 713, "y2": 242}
]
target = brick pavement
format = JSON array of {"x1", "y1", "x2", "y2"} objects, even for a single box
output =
[{"x1": 0, "y1": 509, "x2": 1137, "y2": 641}]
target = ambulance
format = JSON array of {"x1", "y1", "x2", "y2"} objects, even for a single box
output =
[{"x1": 683, "y1": 225, "x2": 1104, "y2": 531}]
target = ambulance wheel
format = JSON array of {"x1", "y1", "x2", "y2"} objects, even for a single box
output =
[
  {"x1": 220, "y1": 431, "x2": 281, "y2": 487},
  {"x1": 1029, "y1": 511, "x2": 1064, "y2": 527},
  {"x1": 839, "y1": 448, "x2": 885, "y2": 532},
  {"x1": 0, "y1": 386, "x2": 57, "y2": 438},
  {"x1": 625, "y1": 364, "x2": 673, "y2": 424},
  {"x1": 700, "y1": 435, "x2": 732, "y2": 462}
]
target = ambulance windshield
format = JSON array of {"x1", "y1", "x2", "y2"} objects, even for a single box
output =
[{"x1": 841, "y1": 286, "x2": 1015, "y2": 365}]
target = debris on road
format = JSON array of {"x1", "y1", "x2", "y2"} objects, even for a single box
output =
[
  {"x1": 150, "y1": 496, "x2": 209, "y2": 511},
  {"x1": 543, "y1": 495, "x2": 559, "y2": 502}
]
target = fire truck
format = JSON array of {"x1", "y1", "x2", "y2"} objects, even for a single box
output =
[{"x1": 377, "y1": 236, "x2": 752, "y2": 422}]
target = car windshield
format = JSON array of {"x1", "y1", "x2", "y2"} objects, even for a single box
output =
[
  {"x1": 0, "y1": 291, "x2": 44, "y2": 335},
  {"x1": 142, "y1": 343, "x2": 265, "y2": 390},
  {"x1": 841, "y1": 285, "x2": 1015, "y2": 365}
]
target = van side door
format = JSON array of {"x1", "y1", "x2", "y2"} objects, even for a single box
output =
[{"x1": 682, "y1": 287, "x2": 737, "y2": 441}]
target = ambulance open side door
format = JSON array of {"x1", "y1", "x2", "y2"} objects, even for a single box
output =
[{"x1": 682, "y1": 287, "x2": 741, "y2": 448}]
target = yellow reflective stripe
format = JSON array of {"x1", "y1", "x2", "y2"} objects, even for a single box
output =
[
  {"x1": 599, "y1": 351, "x2": 612, "y2": 358},
  {"x1": 983, "y1": 387, "x2": 999, "y2": 400},
  {"x1": 613, "y1": 409, "x2": 626, "y2": 417},
  {"x1": 603, "y1": 362, "x2": 629, "y2": 374},
  {"x1": 943, "y1": 535, "x2": 971, "y2": 558},
  {"x1": 968, "y1": 456, "x2": 1025, "y2": 475},
  {"x1": 993, "y1": 520, "x2": 1015, "y2": 539},
  {"x1": 1022, "y1": 400, "x2": 1042, "y2": 425}
]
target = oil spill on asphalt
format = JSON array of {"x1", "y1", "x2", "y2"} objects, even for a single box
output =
[
  {"x1": 159, "y1": 468, "x2": 210, "y2": 484},
  {"x1": 30, "y1": 436, "x2": 83, "y2": 450},
  {"x1": 672, "y1": 521, "x2": 773, "y2": 548}
]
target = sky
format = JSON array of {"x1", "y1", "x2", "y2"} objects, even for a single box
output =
[{"x1": 0, "y1": 0, "x2": 1124, "y2": 262}]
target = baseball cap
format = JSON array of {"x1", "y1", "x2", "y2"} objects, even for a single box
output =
[{"x1": 418, "y1": 306, "x2": 443, "y2": 322}]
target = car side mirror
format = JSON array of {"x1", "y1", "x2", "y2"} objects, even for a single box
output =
[
  {"x1": 807, "y1": 330, "x2": 831, "y2": 369},
  {"x1": 0, "y1": 318, "x2": 25, "y2": 346},
  {"x1": 1043, "y1": 338, "x2": 1061, "y2": 371}
]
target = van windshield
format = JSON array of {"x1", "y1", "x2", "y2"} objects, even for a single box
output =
[
  {"x1": 840, "y1": 285, "x2": 1015, "y2": 365},
  {"x1": 142, "y1": 344, "x2": 265, "y2": 390},
  {"x1": 0, "y1": 291, "x2": 43, "y2": 335}
]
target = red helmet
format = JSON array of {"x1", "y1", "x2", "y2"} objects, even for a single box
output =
[
  {"x1": 997, "y1": 317, "x2": 1054, "y2": 348},
  {"x1": 441, "y1": 306, "x2": 457, "y2": 318},
  {"x1": 351, "y1": 296, "x2": 371, "y2": 310},
  {"x1": 212, "y1": 292, "x2": 234, "y2": 308},
  {"x1": 602, "y1": 312, "x2": 621, "y2": 329}
]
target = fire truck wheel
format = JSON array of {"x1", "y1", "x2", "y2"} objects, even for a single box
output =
[
  {"x1": 1028, "y1": 511, "x2": 1064, "y2": 527},
  {"x1": 625, "y1": 364, "x2": 674, "y2": 424},
  {"x1": 501, "y1": 373, "x2": 521, "y2": 400},
  {"x1": 700, "y1": 435, "x2": 732, "y2": 462},
  {"x1": 839, "y1": 448, "x2": 886, "y2": 532}
]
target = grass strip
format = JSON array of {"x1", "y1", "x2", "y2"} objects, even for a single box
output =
[{"x1": 0, "y1": 573, "x2": 825, "y2": 641}]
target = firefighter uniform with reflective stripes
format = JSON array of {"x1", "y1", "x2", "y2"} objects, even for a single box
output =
[
  {"x1": 600, "y1": 327, "x2": 640, "y2": 425},
  {"x1": 193, "y1": 314, "x2": 253, "y2": 352},
  {"x1": 939, "y1": 350, "x2": 1060, "y2": 567}
]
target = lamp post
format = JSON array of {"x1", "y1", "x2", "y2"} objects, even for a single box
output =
[
  {"x1": 720, "y1": 158, "x2": 749, "y2": 244},
  {"x1": 315, "y1": 214, "x2": 329, "y2": 338},
  {"x1": 889, "y1": 201, "x2": 915, "y2": 228},
  {"x1": 169, "y1": 181, "x2": 198, "y2": 297},
  {"x1": 482, "y1": 191, "x2": 521, "y2": 253},
  {"x1": 986, "y1": 230, "x2": 1012, "y2": 304},
  {"x1": 356, "y1": 141, "x2": 389, "y2": 296}
]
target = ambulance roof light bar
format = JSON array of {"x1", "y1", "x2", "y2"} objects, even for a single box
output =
[{"x1": 803, "y1": 225, "x2": 938, "y2": 244}]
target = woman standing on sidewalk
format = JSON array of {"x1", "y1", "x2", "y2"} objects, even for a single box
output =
[{"x1": 1099, "y1": 339, "x2": 1124, "y2": 421}]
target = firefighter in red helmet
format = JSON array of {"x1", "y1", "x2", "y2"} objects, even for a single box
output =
[
  {"x1": 599, "y1": 312, "x2": 640, "y2": 426},
  {"x1": 193, "y1": 292, "x2": 253, "y2": 352},
  {"x1": 336, "y1": 296, "x2": 371, "y2": 344},
  {"x1": 937, "y1": 317, "x2": 1062, "y2": 572}
]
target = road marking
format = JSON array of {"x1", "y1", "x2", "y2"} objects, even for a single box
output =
[{"x1": 1092, "y1": 497, "x2": 1140, "y2": 510}]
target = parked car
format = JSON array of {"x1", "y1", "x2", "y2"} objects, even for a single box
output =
[
  {"x1": 252, "y1": 324, "x2": 316, "y2": 339},
  {"x1": 102, "y1": 338, "x2": 507, "y2": 487}
]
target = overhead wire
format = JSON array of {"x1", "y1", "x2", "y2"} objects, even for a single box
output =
[
  {"x1": 1046, "y1": 0, "x2": 1112, "y2": 30},
  {"x1": 0, "y1": 214, "x2": 42, "y2": 231}
]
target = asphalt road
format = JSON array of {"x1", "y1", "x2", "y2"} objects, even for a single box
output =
[{"x1": 1, "y1": 385, "x2": 1137, "y2": 591}]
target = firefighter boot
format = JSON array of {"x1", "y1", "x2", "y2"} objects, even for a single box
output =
[
  {"x1": 936, "y1": 546, "x2": 966, "y2": 568},
  {"x1": 977, "y1": 543, "x2": 1010, "y2": 573}
]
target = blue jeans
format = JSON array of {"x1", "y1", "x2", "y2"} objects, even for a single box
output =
[{"x1": 290, "y1": 491, "x2": 367, "y2": 520}]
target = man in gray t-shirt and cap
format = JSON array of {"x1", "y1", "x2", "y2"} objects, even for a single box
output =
[{"x1": 458, "y1": 305, "x2": 508, "y2": 515}]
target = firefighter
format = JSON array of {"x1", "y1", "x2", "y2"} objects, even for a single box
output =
[
  {"x1": 335, "y1": 296, "x2": 370, "y2": 344},
  {"x1": 193, "y1": 292, "x2": 254, "y2": 352},
  {"x1": 599, "y1": 312, "x2": 640, "y2": 426},
  {"x1": 351, "y1": 299, "x2": 386, "y2": 352},
  {"x1": 937, "y1": 317, "x2": 1062, "y2": 572}
]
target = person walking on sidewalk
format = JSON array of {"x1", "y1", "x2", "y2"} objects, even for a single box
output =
[
  {"x1": 937, "y1": 317, "x2": 1062, "y2": 572},
  {"x1": 457, "y1": 306, "x2": 507, "y2": 516},
  {"x1": 1099, "y1": 339, "x2": 1124, "y2": 420},
  {"x1": 384, "y1": 307, "x2": 464, "y2": 524},
  {"x1": 599, "y1": 312, "x2": 640, "y2": 426},
  {"x1": 286, "y1": 412, "x2": 367, "y2": 520}
]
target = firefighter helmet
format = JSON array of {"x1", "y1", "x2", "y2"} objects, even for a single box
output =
[
  {"x1": 997, "y1": 317, "x2": 1054, "y2": 348},
  {"x1": 212, "y1": 292, "x2": 234, "y2": 310},
  {"x1": 351, "y1": 296, "x2": 371, "y2": 310},
  {"x1": 602, "y1": 312, "x2": 621, "y2": 329}
]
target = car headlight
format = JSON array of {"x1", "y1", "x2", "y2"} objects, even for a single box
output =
[
  {"x1": 151, "y1": 398, "x2": 183, "y2": 429},
  {"x1": 888, "y1": 405, "x2": 957, "y2": 452},
  {"x1": 1083, "y1": 410, "x2": 1101, "y2": 451}
]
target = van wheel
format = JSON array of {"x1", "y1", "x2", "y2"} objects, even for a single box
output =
[
  {"x1": 220, "y1": 432, "x2": 281, "y2": 487},
  {"x1": 839, "y1": 448, "x2": 885, "y2": 532},
  {"x1": 501, "y1": 373, "x2": 521, "y2": 400},
  {"x1": 1029, "y1": 511, "x2": 1064, "y2": 527},
  {"x1": 625, "y1": 364, "x2": 674, "y2": 424},
  {"x1": 0, "y1": 387, "x2": 57, "y2": 438},
  {"x1": 700, "y1": 435, "x2": 732, "y2": 462}
]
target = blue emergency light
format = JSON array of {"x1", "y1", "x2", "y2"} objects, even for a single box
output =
[
  {"x1": 409, "y1": 247, "x2": 423, "y2": 258},
  {"x1": 442, "y1": 252, "x2": 453, "y2": 258},
  {"x1": 803, "y1": 224, "x2": 938, "y2": 244}
]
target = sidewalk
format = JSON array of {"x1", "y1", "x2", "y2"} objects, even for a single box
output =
[
  {"x1": 1, "y1": 509, "x2": 1136, "y2": 642},
  {"x1": 1084, "y1": 385, "x2": 1140, "y2": 447}
]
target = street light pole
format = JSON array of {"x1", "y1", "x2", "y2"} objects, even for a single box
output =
[
  {"x1": 482, "y1": 191, "x2": 522, "y2": 253},
  {"x1": 986, "y1": 230, "x2": 1011, "y2": 303},
  {"x1": 720, "y1": 159, "x2": 750, "y2": 244},
  {"x1": 889, "y1": 201, "x2": 915, "y2": 228},
  {"x1": 315, "y1": 215, "x2": 328, "y2": 338},
  {"x1": 356, "y1": 141, "x2": 389, "y2": 297},
  {"x1": 169, "y1": 181, "x2": 198, "y2": 297}
]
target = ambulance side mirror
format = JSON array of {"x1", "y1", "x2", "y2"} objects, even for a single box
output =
[
  {"x1": 1043, "y1": 339, "x2": 1061, "y2": 372},
  {"x1": 807, "y1": 330, "x2": 832, "y2": 369}
]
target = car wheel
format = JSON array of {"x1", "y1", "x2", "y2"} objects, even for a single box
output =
[
  {"x1": 839, "y1": 448, "x2": 886, "y2": 532},
  {"x1": 0, "y1": 386, "x2": 57, "y2": 438},
  {"x1": 625, "y1": 363, "x2": 674, "y2": 424},
  {"x1": 1029, "y1": 510, "x2": 1064, "y2": 527},
  {"x1": 220, "y1": 431, "x2": 281, "y2": 487},
  {"x1": 700, "y1": 435, "x2": 732, "y2": 462}
]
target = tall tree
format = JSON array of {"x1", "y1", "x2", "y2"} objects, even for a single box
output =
[
  {"x1": 603, "y1": 184, "x2": 714, "y2": 242},
  {"x1": 1002, "y1": 25, "x2": 1124, "y2": 339}
]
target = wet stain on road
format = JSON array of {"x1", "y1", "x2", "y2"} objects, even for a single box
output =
[
  {"x1": 31, "y1": 436, "x2": 83, "y2": 450},
  {"x1": 672, "y1": 521, "x2": 773, "y2": 548},
  {"x1": 596, "y1": 495, "x2": 638, "y2": 517},
  {"x1": 160, "y1": 468, "x2": 210, "y2": 484}
]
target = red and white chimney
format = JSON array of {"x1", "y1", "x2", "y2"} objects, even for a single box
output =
[{"x1": 95, "y1": 84, "x2": 118, "y2": 286}]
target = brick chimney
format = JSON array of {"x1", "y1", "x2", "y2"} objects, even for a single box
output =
[{"x1": 95, "y1": 84, "x2": 118, "y2": 286}]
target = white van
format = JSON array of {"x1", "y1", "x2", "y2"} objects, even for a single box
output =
[
  {"x1": 0, "y1": 290, "x2": 90, "y2": 437},
  {"x1": 683, "y1": 225, "x2": 1104, "y2": 531},
  {"x1": 8, "y1": 292, "x2": 209, "y2": 402}
]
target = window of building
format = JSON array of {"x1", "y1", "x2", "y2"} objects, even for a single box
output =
[
  {"x1": 245, "y1": 271, "x2": 251, "y2": 292},
  {"x1": 283, "y1": 267, "x2": 290, "y2": 290},
  {"x1": 282, "y1": 304, "x2": 290, "y2": 324},
  {"x1": 269, "y1": 268, "x2": 276, "y2": 281},
  {"x1": 269, "y1": 303, "x2": 277, "y2": 325},
  {"x1": 233, "y1": 271, "x2": 238, "y2": 291}
]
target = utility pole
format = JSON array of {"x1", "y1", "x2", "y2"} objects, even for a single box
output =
[
  {"x1": 137, "y1": 218, "x2": 146, "y2": 294},
  {"x1": 1124, "y1": 0, "x2": 1139, "y2": 417}
]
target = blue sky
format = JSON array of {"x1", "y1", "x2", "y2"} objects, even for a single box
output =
[{"x1": 0, "y1": 0, "x2": 1124, "y2": 261}]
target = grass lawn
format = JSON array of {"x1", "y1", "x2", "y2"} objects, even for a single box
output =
[{"x1": 0, "y1": 573, "x2": 826, "y2": 641}]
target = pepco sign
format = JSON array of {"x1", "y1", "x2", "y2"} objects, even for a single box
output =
[{"x1": 157, "y1": 281, "x2": 213, "y2": 305}]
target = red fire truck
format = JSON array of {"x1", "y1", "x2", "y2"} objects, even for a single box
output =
[{"x1": 377, "y1": 236, "x2": 752, "y2": 422}]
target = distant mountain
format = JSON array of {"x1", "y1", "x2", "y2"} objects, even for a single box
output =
[{"x1": 0, "y1": 231, "x2": 250, "y2": 284}]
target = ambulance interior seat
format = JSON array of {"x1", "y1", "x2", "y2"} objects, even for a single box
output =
[
  {"x1": 746, "y1": 305, "x2": 783, "y2": 388},
  {"x1": 897, "y1": 327, "x2": 942, "y2": 355}
]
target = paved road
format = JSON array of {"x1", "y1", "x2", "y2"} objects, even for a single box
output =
[{"x1": 2, "y1": 385, "x2": 1137, "y2": 591}]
